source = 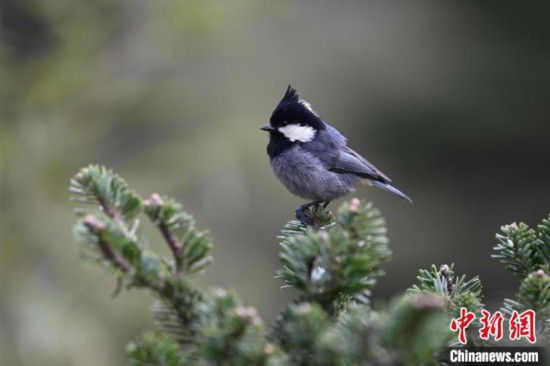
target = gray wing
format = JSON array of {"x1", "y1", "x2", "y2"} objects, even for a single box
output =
[
  {"x1": 331, "y1": 146, "x2": 391, "y2": 183},
  {"x1": 325, "y1": 124, "x2": 347, "y2": 146}
]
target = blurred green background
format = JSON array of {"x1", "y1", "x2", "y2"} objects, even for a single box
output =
[{"x1": 1, "y1": 1, "x2": 549, "y2": 365}]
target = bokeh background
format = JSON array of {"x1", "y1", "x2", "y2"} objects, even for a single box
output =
[{"x1": 1, "y1": 1, "x2": 549, "y2": 365}]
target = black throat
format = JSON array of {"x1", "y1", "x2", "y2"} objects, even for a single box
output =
[{"x1": 266, "y1": 131, "x2": 296, "y2": 158}]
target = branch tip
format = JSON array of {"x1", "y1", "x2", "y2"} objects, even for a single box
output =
[
  {"x1": 410, "y1": 294, "x2": 445, "y2": 310},
  {"x1": 145, "y1": 193, "x2": 164, "y2": 207},
  {"x1": 83, "y1": 215, "x2": 105, "y2": 232},
  {"x1": 235, "y1": 306, "x2": 258, "y2": 319},
  {"x1": 349, "y1": 197, "x2": 360, "y2": 212},
  {"x1": 264, "y1": 344, "x2": 274, "y2": 355}
]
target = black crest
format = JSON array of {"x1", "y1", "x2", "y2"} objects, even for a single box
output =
[
  {"x1": 269, "y1": 85, "x2": 325, "y2": 131},
  {"x1": 266, "y1": 85, "x2": 327, "y2": 157},
  {"x1": 273, "y1": 85, "x2": 300, "y2": 114},
  {"x1": 281, "y1": 85, "x2": 299, "y2": 103}
]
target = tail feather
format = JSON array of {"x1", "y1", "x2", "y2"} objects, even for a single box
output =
[{"x1": 371, "y1": 181, "x2": 412, "y2": 203}]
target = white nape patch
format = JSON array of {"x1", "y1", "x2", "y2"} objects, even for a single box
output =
[
  {"x1": 278, "y1": 124, "x2": 316, "y2": 142},
  {"x1": 299, "y1": 100, "x2": 318, "y2": 116}
]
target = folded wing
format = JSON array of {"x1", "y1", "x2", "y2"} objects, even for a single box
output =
[{"x1": 331, "y1": 146, "x2": 391, "y2": 183}]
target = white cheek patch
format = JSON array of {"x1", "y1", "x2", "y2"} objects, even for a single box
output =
[{"x1": 278, "y1": 124, "x2": 316, "y2": 142}]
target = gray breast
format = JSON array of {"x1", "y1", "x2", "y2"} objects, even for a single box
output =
[{"x1": 270, "y1": 146, "x2": 358, "y2": 201}]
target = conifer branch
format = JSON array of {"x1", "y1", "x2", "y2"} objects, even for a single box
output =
[
  {"x1": 144, "y1": 193, "x2": 185, "y2": 274},
  {"x1": 277, "y1": 198, "x2": 391, "y2": 313},
  {"x1": 538, "y1": 215, "x2": 550, "y2": 264},
  {"x1": 409, "y1": 263, "x2": 483, "y2": 317},
  {"x1": 82, "y1": 215, "x2": 132, "y2": 273},
  {"x1": 69, "y1": 165, "x2": 550, "y2": 364},
  {"x1": 493, "y1": 218, "x2": 550, "y2": 342},
  {"x1": 71, "y1": 165, "x2": 206, "y2": 342},
  {"x1": 269, "y1": 302, "x2": 331, "y2": 364},
  {"x1": 492, "y1": 222, "x2": 547, "y2": 277},
  {"x1": 409, "y1": 263, "x2": 485, "y2": 346},
  {"x1": 127, "y1": 331, "x2": 186, "y2": 366},
  {"x1": 70, "y1": 165, "x2": 141, "y2": 235},
  {"x1": 144, "y1": 193, "x2": 212, "y2": 277},
  {"x1": 518, "y1": 270, "x2": 550, "y2": 319},
  {"x1": 382, "y1": 294, "x2": 450, "y2": 364}
]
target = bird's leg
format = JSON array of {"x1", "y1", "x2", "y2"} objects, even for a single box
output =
[
  {"x1": 295, "y1": 200, "x2": 322, "y2": 226},
  {"x1": 308, "y1": 201, "x2": 332, "y2": 230},
  {"x1": 297, "y1": 200, "x2": 322, "y2": 211},
  {"x1": 311, "y1": 201, "x2": 331, "y2": 231},
  {"x1": 311, "y1": 201, "x2": 330, "y2": 217}
]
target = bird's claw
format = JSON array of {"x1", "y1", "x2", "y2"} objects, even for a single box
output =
[
  {"x1": 295, "y1": 204, "x2": 333, "y2": 230},
  {"x1": 295, "y1": 206, "x2": 314, "y2": 226}
]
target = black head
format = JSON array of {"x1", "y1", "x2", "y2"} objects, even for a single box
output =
[
  {"x1": 261, "y1": 86, "x2": 326, "y2": 158},
  {"x1": 268, "y1": 85, "x2": 325, "y2": 132},
  {"x1": 261, "y1": 85, "x2": 326, "y2": 157}
]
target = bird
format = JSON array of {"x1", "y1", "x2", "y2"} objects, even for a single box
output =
[{"x1": 260, "y1": 85, "x2": 411, "y2": 223}]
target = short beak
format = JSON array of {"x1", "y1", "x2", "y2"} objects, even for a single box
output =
[{"x1": 260, "y1": 124, "x2": 275, "y2": 132}]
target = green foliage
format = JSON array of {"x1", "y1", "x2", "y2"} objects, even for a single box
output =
[
  {"x1": 71, "y1": 165, "x2": 276, "y2": 365},
  {"x1": 518, "y1": 270, "x2": 550, "y2": 316},
  {"x1": 268, "y1": 295, "x2": 449, "y2": 366},
  {"x1": 316, "y1": 305, "x2": 389, "y2": 365},
  {"x1": 538, "y1": 215, "x2": 550, "y2": 264},
  {"x1": 150, "y1": 300, "x2": 196, "y2": 345},
  {"x1": 70, "y1": 165, "x2": 550, "y2": 364},
  {"x1": 194, "y1": 289, "x2": 275, "y2": 365},
  {"x1": 71, "y1": 166, "x2": 208, "y2": 341},
  {"x1": 127, "y1": 331, "x2": 186, "y2": 366},
  {"x1": 492, "y1": 221, "x2": 548, "y2": 277},
  {"x1": 491, "y1": 216, "x2": 550, "y2": 343},
  {"x1": 144, "y1": 193, "x2": 212, "y2": 276},
  {"x1": 409, "y1": 264, "x2": 485, "y2": 347},
  {"x1": 70, "y1": 165, "x2": 142, "y2": 223},
  {"x1": 74, "y1": 215, "x2": 138, "y2": 272},
  {"x1": 382, "y1": 295, "x2": 450, "y2": 365},
  {"x1": 410, "y1": 264, "x2": 483, "y2": 319},
  {"x1": 269, "y1": 303, "x2": 331, "y2": 365},
  {"x1": 517, "y1": 270, "x2": 550, "y2": 338},
  {"x1": 278, "y1": 199, "x2": 391, "y2": 312}
]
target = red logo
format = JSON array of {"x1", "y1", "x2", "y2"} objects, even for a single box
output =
[
  {"x1": 451, "y1": 308, "x2": 537, "y2": 344},
  {"x1": 479, "y1": 309, "x2": 504, "y2": 341},
  {"x1": 450, "y1": 308, "x2": 476, "y2": 344},
  {"x1": 509, "y1": 310, "x2": 536, "y2": 343}
]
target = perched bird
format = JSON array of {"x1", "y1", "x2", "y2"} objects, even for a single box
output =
[{"x1": 261, "y1": 85, "x2": 411, "y2": 222}]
